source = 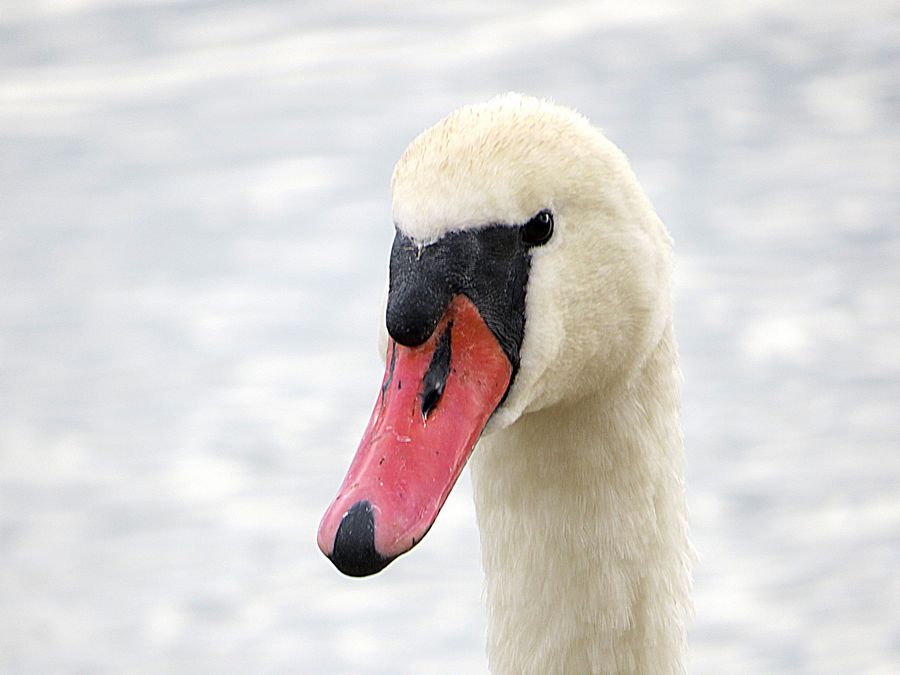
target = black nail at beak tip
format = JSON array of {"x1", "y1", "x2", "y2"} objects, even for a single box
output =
[{"x1": 329, "y1": 500, "x2": 392, "y2": 577}]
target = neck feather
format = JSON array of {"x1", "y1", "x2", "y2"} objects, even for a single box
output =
[{"x1": 470, "y1": 326, "x2": 692, "y2": 675}]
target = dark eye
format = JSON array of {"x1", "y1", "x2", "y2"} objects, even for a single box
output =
[{"x1": 521, "y1": 210, "x2": 554, "y2": 246}]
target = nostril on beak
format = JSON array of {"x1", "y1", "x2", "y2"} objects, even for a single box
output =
[
  {"x1": 420, "y1": 321, "x2": 452, "y2": 419},
  {"x1": 329, "y1": 500, "x2": 392, "y2": 577}
]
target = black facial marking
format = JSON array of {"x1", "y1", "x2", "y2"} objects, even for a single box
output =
[
  {"x1": 420, "y1": 321, "x2": 452, "y2": 419},
  {"x1": 387, "y1": 213, "x2": 547, "y2": 384}
]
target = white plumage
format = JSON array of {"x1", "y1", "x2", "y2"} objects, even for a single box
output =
[{"x1": 387, "y1": 93, "x2": 693, "y2": 674}]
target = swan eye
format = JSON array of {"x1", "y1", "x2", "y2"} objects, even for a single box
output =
[{"x1": 521, "y1": 210, "x2": 554, "y2": 246}]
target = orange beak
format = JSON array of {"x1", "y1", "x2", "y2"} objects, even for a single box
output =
[{"x1": 317, "y1": 295, "x2": 512, "y2": 575}]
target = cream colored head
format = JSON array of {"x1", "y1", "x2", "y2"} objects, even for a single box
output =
[{"x1": 389, "y1": 93, "x2": 674, "y2": 428}]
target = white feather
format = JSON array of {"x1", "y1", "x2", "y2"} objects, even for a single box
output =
[{"x1": 391, "y1": 93, "x2": 692, "y2": 675}]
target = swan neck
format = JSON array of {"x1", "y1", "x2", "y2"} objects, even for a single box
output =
[{"x1": 471, "y1": 328, "x2": 691, "y2": 674}]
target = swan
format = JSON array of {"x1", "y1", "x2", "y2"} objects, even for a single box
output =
[{"x1": 317, "y1": 93, "x2": 692, "y2": 674}]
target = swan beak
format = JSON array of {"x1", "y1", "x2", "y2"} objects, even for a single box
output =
[{"x1": 317, "y1": 295, "x2": 512, "y2": 576}]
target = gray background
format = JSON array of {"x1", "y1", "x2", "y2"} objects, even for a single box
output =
[{"x1": 2, "y1": 1, "x2": 898, "y2": 672}]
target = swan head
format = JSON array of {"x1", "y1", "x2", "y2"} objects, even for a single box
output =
[{"x1": 318, "y1": 93, "x2": 673, "y2": 576}]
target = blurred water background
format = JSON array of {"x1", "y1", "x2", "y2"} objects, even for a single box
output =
[{"x1": 2, "y1": 1, "x2": 899, "y2": 673}]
